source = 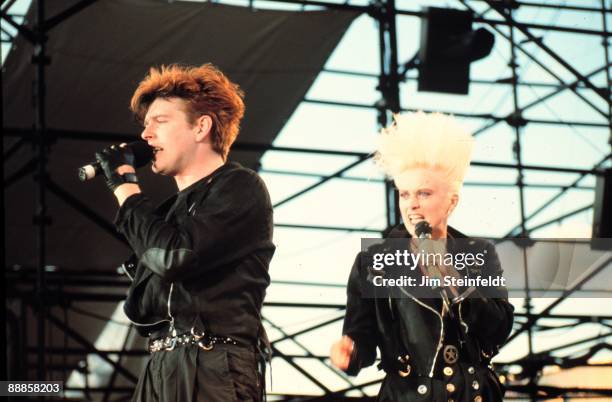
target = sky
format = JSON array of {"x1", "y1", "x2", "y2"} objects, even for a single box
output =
[{"x1": 2, "y1": 0, "x2": 611, "y2": 399}]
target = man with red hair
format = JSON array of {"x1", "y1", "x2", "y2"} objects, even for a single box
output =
[{"x1": 94, "y1": 64, "x2": 274, "y2": 401}]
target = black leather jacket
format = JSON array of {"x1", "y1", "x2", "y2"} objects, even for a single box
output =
[
  {"x1": 116, "y1": 162, "x2": 275, "y2": 345},
  {"x1": 343, "y1": 225, "x2": 514, "y2": 402}
]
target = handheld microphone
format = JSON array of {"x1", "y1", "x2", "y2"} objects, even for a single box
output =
[
  {"x1": 415, "y1": 220, "x2": 433, "y2": 239},
  {"x1": 78, "y1": 141, "x2": 154, "y2": 181},
  {"x1": 414, "y1": 220, "x2": 459, "y2": 309}
]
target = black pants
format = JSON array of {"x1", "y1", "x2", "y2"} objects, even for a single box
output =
[{"x1": 131, "y1": 344, "x2": 261, "y2": 402}]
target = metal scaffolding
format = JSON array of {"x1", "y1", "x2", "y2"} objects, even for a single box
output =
[{"x1": 3, "y1": 0, "x2": 611, "y2": 400}]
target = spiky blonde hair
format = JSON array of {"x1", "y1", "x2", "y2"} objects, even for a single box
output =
[{"x1": 374, "y1": 111, "x2": 474, "y2": 193}]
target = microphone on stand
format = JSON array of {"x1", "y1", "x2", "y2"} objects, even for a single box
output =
[{"x1": 78, "y1": 141, "x2": 154, "y2": 181}]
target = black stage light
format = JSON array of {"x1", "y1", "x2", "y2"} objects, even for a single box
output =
[
  {"x1": 417, "y1": 7, "x2": 495, "y2": 95},
  {"x1": 592, "y1": 168, "x2": 612, "y2": 249}
]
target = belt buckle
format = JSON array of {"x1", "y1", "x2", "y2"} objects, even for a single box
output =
[{"x1": 164, "y1": 337, "x2": 177, "y2": 351}]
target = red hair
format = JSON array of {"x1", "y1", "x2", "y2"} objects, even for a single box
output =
[{"x1": 130, "y1": 64, "x2": 245, "y2": 159}]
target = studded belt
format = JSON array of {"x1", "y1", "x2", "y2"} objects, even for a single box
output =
[{"x1": 148, "y1": 331, "x2": 238, "y2": 353}]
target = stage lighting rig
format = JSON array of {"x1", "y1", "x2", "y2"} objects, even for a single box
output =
[{"x1": 411, "y1": 7, "x2": 496, "y2": 95}]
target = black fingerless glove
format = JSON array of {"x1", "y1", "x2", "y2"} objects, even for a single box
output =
[{"x1": 95, "y1": 145, "x2": 138, "y2": 192}]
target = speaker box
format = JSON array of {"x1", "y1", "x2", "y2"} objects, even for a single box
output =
[
  {"x1": 418, "y1": 7, "x2": 473, "y2": 94},
  {"x1": 592, "y1": 168, "x2": 612, "y2": 239}
]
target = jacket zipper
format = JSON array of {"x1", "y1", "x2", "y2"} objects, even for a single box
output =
[
  {"x1": 397, "y1": 287, "x2": 445, "y2": 377},
  {"x1": 167, "y1": 283, "x2": 176, "y2": 335},
  {"x1": 458, "y1": 301, "x2": 469, "y2": 334},
  {"x1": 125, "y1": 284, "x2": 175, "y2": 331},
  {"x1": 126, "y1": 185, "x2": 189, "y2": 332}
]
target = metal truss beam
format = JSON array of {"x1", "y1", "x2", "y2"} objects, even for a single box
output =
[
  {"x1": 303, "y1": 98, "x2": 609, "y2": 127},
  {"x1": 8, "y1": 285, "x2": 612, "y2": 308},
  {"x1": 506, "y1": 254, "x2": 612, "y2": 345},
  {"x1": 263, "y1": 316, "x2": 361, "y2": 394},
  {"x1": 299, "y1": 379, "x2": 383, "y2": 401},
  {"x1": 484, "y1": 0, "x2": 611, "y2": 103},
  {"x1": 275, "y1": 223, "x2": 381, "y2": 233},
  {"x1": 5, "y1": 128, "x2": 607, "y2": 175},
  {"x1": 3, "y1": 137, "x2": 28, "y2": 161},
  {"x1": 31, "y1": 0, "x2": 49, "y2": 381},
  {"x1": 512, "y1": 0, "x2": 611, "y2": 13},
  {"x1": 273, "y1": 155, "x2": 370, "y2": 208},
  {"x1": 514, "y1": 313, "x2": 612, "y2": 321},
  {"x1": 1, "y1": 24, "x2": 13, "y2": 39},
  {"x1": 103, "y1": 324, "x2": 133, "y2": 402},
  {"x1": 524, "y1": 204, "x2": 593, "y2": 234},
  {"x1": 271, "y1": 315, "x2": 344, "y2": 345},
  {"x1": 45, "y1": 311, "x2": 138, "y2": 383},
  {"x1": 4, "y1": 157, "x2": 37, "y2": 188},
  {"x1": 513, "y1": 64, "x2": 609, "y2": 119},
  {"x1": 459, "y1": 1, "x2": 609, "y2": 122},
  {"x1": 3, "y1": 127, "x2": 368, "y2": 156},
  {"x1": 469, "y1": 63, "x2": 609, "y2": 140},
  {"x1": 322, "y1": 67, "x2": 607, "y2": 91},
  {"x1": 504, "y1": 9, "x2": 535, "y2": 382},
  {"x1": 501, "y1": 332, "x2": 612, "y2": 366},
  {"x1": 272, "y1": 345, "x2": 332, "y2": 393},
  {"x1": 0, "y1": 8, "x2": 35, "y2": 43},
  {"x1": 1, "y1": 0, "x2": 100, "y2": 38},
  {"x1": 29, "y1": 330, "x2": 612, "y2": 363},
  {"x1": 266, "y1": 154, "x2": 607, "y2": 210},
  {"x1": 506, "y1": 384, "x2": 612, "y2": 398},
  {"x1": 602, "y1": 0, "x2": 612, "y2": 139},
  {"x1": 1, "y1": 0, "x2": 19, "y2": 12},
  {"x1": 504, "y1": 154, "x2": 610, "y2": 237},
  {"x1": 248, "y1": 0, "x2": 611, "y2": 36},
  {"x1": 45, "y1": 178, "x2": 129, "y2": 246},
  {"x1": 44, "y1": 0, "x2": 98, "y2": 32},
  {"x1": 262, "y1": 168, "x2": 596, "y2": 190}
]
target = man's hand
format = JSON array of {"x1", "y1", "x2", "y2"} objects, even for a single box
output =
[
  {"x1": 330, "y1": 335, "x2": 354, "y2": 370},
  {"x1": 95, "y1": 144, "x2": 136, "y2": 192}
]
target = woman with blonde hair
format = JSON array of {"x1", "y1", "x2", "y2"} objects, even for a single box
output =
[{"x1": 331, "y1": 112, "x2": 514, "y2": 402}]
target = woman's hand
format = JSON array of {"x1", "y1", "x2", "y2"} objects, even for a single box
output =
[{"x1": 330, "y1": 335, "x2": 354, "y2": 370}]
